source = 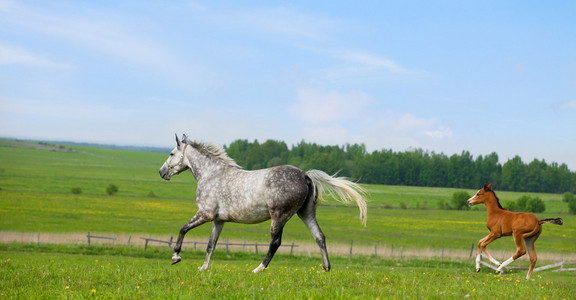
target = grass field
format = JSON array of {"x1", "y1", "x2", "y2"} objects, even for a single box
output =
[
  {"x1": 1, "y1": 139, "x2": 575, "y2": 298},
  {"x1": 1, "y1": 243, "x2": 574, "y2": 299}
]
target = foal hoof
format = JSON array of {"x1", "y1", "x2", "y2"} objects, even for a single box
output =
[
  {"x1": 476, "y1": 268, "x2": 480, "y2": 273},
  {"x1": 171, "y1": 256, "x2": 182, "y2": 265}
]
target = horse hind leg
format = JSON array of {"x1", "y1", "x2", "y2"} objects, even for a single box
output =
[
  {"x1": 297, "y1": 204, "x2": 330, "y2": 272},
  {"x1": 198, "y1": 220, "x2": 225, "y2": 271},
  {"x1": 496, "y1": 231, "x2": 527, "y2": 274},
  {"x1": 524, "y1": 227, "x2": 542, "y2": 279}
]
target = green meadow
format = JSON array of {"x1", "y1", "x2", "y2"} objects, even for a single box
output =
[
  {"x1": 1, "y1": 243, "x2": 574, "y2": 299},
  {"x1": 1, "y1": 139, "x2": 575, "y2": 298}
]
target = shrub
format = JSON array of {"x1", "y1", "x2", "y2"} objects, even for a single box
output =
[
  {"x1": 450, "y1": 191, "x2": 471, "y2": 210},
  {"x1": 70, "y1": 187, "x2": 82, "y2": 194},
  {"x1": 563, "y1": 192, "x2": 575, "y2": 203},
  {"x1": 510, "y1": 195, "x2": 545, "y2": 213},
  {"x1": 106, "y1": 184, "x2": 119, "y2": 196},
  {"x1": 526, "y1": 197, "x2": 545, "y2": 213},
  {"x1": 568, "y1": 199, "x2": 576, "y2": 215}
]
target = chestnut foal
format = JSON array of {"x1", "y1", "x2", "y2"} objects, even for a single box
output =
[{"x1": 467, "y1": 183, "x2": 563, "y2": 279}]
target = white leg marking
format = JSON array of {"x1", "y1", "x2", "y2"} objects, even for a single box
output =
[
  {"x1": 252, "y1": 263, "x2": 266, "y2": 273},
  {"x1": 198, "y1": 263, "x2": 209, "y2": 271},
  {"x1": 489, "y1": 256, "x2": 501, "y2": 266},
  {"x1": 496, "y1": 257, "x2": 515, "y2": 273},
  {"x1": 475, "y1": 254, "x2": 482, "y2": 269}
]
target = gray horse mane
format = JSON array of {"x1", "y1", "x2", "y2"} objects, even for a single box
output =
[{"x1": 186, "y1": 140, "x2": 241, "y2": 169}]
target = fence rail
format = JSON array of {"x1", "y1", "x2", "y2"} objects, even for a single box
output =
[{"x1": 86, "y1": 232, "x2": 116, "y2": 247}]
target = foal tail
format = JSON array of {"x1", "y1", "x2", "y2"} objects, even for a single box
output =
[
  {"x1": 306, "y1": 170, "x2": 368, "y2": 226},
  {"x1": 539, "y1": 218, "x2": 563, "y2": 225}
]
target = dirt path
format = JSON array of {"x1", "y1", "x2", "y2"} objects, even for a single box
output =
[{"x1": 2, "y1": 231, "x2": 574, "y2": 262}]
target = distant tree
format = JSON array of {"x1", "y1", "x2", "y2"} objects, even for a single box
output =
[
  {"x1": 450, "y1": 191, "x2": 471, "y2": 210},
  {"x1": 70, "y1": 187, "x2": 82, "y2": 194},
  {"x1": 106, "y1": 184, "x2": 119, "y2": 196}
]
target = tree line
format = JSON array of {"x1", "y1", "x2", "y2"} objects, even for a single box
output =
[{"x1": 225, "y1": 139, "x2": 576, "y2": 194}]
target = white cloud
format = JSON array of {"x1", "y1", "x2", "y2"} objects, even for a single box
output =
[
  {"x1": 291, "y1": 88, "x2": 373, "y2": 124},
  {"x1": 209, "y1": 6, "x2": 337, "y2": 40},
  {"x1": 336, "y1": 51, "x2": 406, "y2": 74},
  {"x1": 561, "y1": 100, "x2": 576, "y2": 110},
  {"x1": 0, "y1": 44, "x2": 72, "y2": 69}
]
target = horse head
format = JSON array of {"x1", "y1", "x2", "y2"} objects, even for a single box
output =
[
  {"x1": 467, "y1": 182, "x2": 493, "y2": 207},
  {"x1": 159, "y1": 134, "x2": 190, "y2": 180}
]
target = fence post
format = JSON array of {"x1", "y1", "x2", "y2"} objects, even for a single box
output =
[
  {"x1": 255, "y1": 243, "x2": 258, "y2": 254},
  {"x1": 400, "y1": 246, "x2": 403, "y2": 260},
  {"x1": 290, "y1": 242, "x2": 295, "y2": 256},
  {"x1": 349, "y1": 240, "x2": 353, "y2": 260},
  {"x1": 87, "y1": 232, "x2": 91, "y2": 247},
  {"x1": 391, "y1": 244, "x2": 394, "y2": 257},
  {"x1": 374, "y1": 244, "x2": 378, "y2": 261},
  {"x1": 441, "y1": 248, "x2": 444, "y2": 264},
  {"x1": 226, "y1": 238, "x2": 229, "y2": 255},
  {"x1": 127, "y1": 236, "x2": 131, "y2": 246},
  {"x1": 168, "y1": 235, "x2": 173, "y2": 251},
  {"x1": 144, "y1": 239, "x2": 149, "y2": 252},
  {"x1": 469, "y1": 243, "x2": 475, "y2": 258},
  {"x1": 36, "y1": 233, "x2": 40, "y2": 248}
]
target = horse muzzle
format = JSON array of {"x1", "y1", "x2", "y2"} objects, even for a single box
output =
[{"x1": 159, "y1": 166, "x2": 172, "y2": 181}]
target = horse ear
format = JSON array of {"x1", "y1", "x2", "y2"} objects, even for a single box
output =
[
  {"x1": 175, "y1": 133, "x2": 181, "y2": 147},
  {"x1": 182, "y1": 134, "x2": 188, "y2": 144},
  {"x1": 487, "y1": 183, "x2": 493, "y2": 190}
]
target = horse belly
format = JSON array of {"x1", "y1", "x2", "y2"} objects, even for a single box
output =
[{"x1": 218, "y1": 198, "x2": 271, "y2": 224}]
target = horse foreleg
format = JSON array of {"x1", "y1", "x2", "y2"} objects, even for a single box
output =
[
  {"x1": 477, "y1": 233, "x2": 500, "y2": 272},
  {"x1": 172, "y1": 212, "x2": 210, "y2": 265},
  {"x1": 496, "y1": 232, "x2": 527, "y2": 274},
  {"x1": 198, "y1": 220, "x2": 224, "y2": 271},
  {"x1": 253, "y1": 220, "x2": 285, "y2": 273}
]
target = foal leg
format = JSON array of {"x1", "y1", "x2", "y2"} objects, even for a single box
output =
[
  {"x1": 198, "y1": 220, "x2": 225, "y2": 271},
  {"x1": 252, "y1": 218, "x2": 288, "y2": 273},
  {"x1": 496, "y1": 231, "x2": 527, "y2": 274},
  {"x1": 172, "y1": 212, "x2": 211, "y2": 265},
  {"x1": 476, "y1": 233, "x2": 501, "y2": 271},
  {"x1": 524, "y1": 229, "x2": 541, "y2": 279},
  {"x1": 298, "y1": 206, "x2": 330, "y2": 271}
]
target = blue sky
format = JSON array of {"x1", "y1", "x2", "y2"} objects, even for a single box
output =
[{"x1": 1, "y1": 0, "x2": 575, "y2": 169}]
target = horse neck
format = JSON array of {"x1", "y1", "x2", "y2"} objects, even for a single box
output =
[
  {"x1": 484, "y1": 193, "x2": 505, "y2": 215},
  {"x1": 185, "y1": 146, "x2": 227, "y2": 181}
]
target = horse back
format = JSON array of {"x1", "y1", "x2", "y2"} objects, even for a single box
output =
[{"x1": 488, "y1": 210, "x2": 540, "y2": 236}]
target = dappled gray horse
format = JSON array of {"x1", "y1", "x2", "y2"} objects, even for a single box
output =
[{"x1": 159, "y1": 134, "x2": 367, "y2": 273}]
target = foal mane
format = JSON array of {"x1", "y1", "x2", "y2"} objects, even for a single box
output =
[
  {"x1": 486, "y1": 187, "x2": 506, "y2": 210},
  {"x1": 186, "y1": 140, "x2": 241, "y2": 169}
]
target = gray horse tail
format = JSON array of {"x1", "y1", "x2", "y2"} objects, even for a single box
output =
[{"x1": 306, "y1": 170, "x2": 368, "y2": 226}]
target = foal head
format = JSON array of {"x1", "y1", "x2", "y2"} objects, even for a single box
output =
[
  {"x1": 159, "y1": 134, "x2": 190, "y2": 180},
  {"x1": 467, "y1": 183, "x2": 499, "y2": 207}
]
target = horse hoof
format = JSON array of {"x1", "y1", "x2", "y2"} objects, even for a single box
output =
[
  {"x1": 171, "y1": 256, "x2": 182, "y2": 265},
  {"x1": 476, "y1": 268, "x2": 480, "y2": 273}
]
